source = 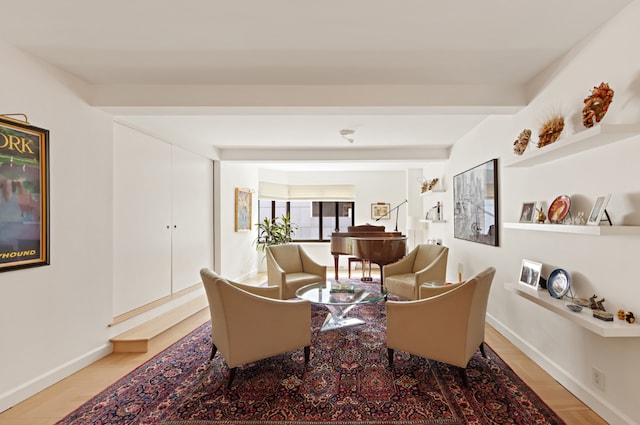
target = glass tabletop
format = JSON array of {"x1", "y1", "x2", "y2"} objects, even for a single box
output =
[{"x1": 296, "y1": 281, "x2": 387, "y2": 306}]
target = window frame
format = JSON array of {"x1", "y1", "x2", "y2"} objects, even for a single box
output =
[{"x1": 258, "y1": 200, "x2": 355, "y2": 242}]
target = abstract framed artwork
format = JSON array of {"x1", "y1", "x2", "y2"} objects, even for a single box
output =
[
  {"x1": 234, "y1": 188, "x2": 252, "y2": 232},
  {"x1": 453, "y1": 158, "x2": 499, "y2": 246},
  {"x1": 0, "y1": 116, "x2": 50, "y2": 272}
]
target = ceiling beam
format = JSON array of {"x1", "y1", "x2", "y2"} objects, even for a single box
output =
[{"x1": 93, "y1": 83, "x2": 526, "y2": 113}]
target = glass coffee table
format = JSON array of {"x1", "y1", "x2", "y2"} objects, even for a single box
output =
[{"x1": 296, "y1": 281, "x2": 387, "y2": 332}]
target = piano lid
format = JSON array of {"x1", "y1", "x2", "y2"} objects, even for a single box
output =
[
  {"x1": 346, "y1": 224, "x2": 386, "y2": 232},
  {"x1": 332, "y1": 223, "x2": 403, "y2": 235}
]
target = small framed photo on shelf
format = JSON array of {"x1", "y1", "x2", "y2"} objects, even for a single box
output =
[
  {"x1": 371, "y1": 202, "x2": 391, "y2": 220},
  {"x1": 519, "y1": 202, "x2": 536, "y2": 223},
  {"x1": 519, "y1": 259, "x2": 542, "y2": 291},
  {"x1": 587, "y1": 194, "x2": 611, "y2": 225}
]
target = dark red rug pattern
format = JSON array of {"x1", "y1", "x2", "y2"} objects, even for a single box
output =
[{"x1": 56, "y1": 282, "x2": 564, "y2": 425}]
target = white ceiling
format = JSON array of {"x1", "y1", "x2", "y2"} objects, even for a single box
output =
[{"x1": 0, "y1": 0, "x2": 633, "y2": 170}]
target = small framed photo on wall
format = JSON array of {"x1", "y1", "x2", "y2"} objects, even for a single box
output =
[{"x1": 519, "y1": 259, "x2": 542, "y2": 291}]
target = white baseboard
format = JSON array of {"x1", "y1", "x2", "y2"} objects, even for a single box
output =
[
  {"x1": 486, "y1": 314, "x2": 637, "y2": 425},
  {"x1": 0, "y1": 343, "x2": 112, "y2": 413}
]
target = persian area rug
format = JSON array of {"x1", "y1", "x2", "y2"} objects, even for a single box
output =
[{"x1": 56, "y1": 280, "x2": 565, "y2": 425}]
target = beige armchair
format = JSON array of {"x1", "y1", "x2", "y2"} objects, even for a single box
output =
[
  {"x1": 200, "y1": 268, "x2": 312, "y2": 388},
  {"x1": 382, "y1": 244, "x2": 449, "y2": 300},
  {"x1": 386, "y1": 266, "x2": 496, "y2": 386},
  {"x1": 418, "y1": 280, "x2": 461, "y2": 299},
  {"x1": 266, "y1": 244, "x2": 326, "y2": 299}
]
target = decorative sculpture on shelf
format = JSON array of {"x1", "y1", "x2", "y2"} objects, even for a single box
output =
[
  {"x1": 538, "y1": 116, "x2": 565, "y2": 148},
  {"x1": 589, "y1": 294, "x2": 606, "y2": 311},
  {"x1": 535, "y1": 207, "x2": 547, "y2": 224},
  {"x1": 590, "y1": 294, "x2": 614, "y2": 321},
  {"x1": 419, "y1": 177, "x2": 439, "y2": 193},
  {"x1": 582, "y1": 82, "x2": 614, "y2": 128},
  {"x1": 513, "y1": 129, "x2": 532, "y2": 155},
  {"x1": 617, "y1": 309, "x2": 635, "y2": 324}
]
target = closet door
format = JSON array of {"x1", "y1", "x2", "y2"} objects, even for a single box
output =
[
  {"x1": 170, "y1": 146, "x2": 214, "y2": 292},
  {"x1": 113, "y1": 124, "x2": 172, "y2": 316}
]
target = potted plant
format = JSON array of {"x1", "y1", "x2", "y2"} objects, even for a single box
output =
[{"x1": 254, "y1": 213, "x2": 298, "y2": 252}]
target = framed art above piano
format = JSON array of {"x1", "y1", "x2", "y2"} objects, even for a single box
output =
[{"x1": 371, "y1": 203, "x2": 390, "y2": 220}]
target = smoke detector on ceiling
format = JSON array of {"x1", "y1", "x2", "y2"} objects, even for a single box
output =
[{"x1": 340, "y1": 129, "x2": 355, "y2": 143}]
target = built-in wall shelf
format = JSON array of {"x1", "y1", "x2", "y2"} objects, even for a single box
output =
[
  {"x1": 419, "y1": 189, "x2": 446, "y2": 196},
  {"x1": 505, "y1": 283, "x2": 640, "y2": 337},
  {"x1": 503, "y1": 222, "x2": 640, "y2": 235},
  {"x1": 504, "y1": 123, "x2": 640, "y2": 168},
  {"x1": 420, "y1": 219, "x2": 447, "y2": 223}
]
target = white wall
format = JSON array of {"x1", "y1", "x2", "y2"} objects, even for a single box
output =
[
  {"x1": 215, "y1": 165, "x2": 409, "y2": 280},
  {"x1": 217, "y1": 162, "x2": 260, "y2": 280},
  {"x1": 440, "y1": 3, "x2": 640, "y2": 423},
  {"x1": 0, "y1": 42, "x2": 114, "y2": 411},
  {"x1": 293, "y1": 169, "x2": 410, "y2": 268}
]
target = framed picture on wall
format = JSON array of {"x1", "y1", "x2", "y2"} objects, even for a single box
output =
[
  {"x1": 0, "y1": 115, "x2": 50, "y2": 272},
  {"x1": 371, "y1": 202, "x2": 390, "y2": 220},
  {"x1": 519, "y1": 259, "x2": 542, "y2": 291},
  {"x1": 235, "y1": 188, "x2": 252, "y2": 232},
  {"x1": 453, "y1": 158, "x2": 499, "y2": 246}
]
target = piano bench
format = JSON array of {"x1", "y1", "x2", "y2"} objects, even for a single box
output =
[{"x1": 348, "y1": 257, "x2": 363, "y2": 279}]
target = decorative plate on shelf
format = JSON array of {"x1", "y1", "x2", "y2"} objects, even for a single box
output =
[
  {"x1": 566, "y1": 304, "x2": 583, "y2": 313},
  {"x1": 548, "y1": 268, "x2": 571, "y2": 299},
  {"x1": 548, "y1": 195, "x2": 571, "y2": 223}
]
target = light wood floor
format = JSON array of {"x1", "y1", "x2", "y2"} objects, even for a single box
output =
[{"x1": 0, "y1": 272, "x2": 607, "y2": 425}]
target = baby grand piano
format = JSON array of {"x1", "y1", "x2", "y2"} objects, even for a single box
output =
[{"x1": 330, "y1": 224, "x2": 407, "y2": 284}]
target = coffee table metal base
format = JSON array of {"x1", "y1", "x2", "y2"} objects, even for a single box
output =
[{"x1": 320, "y1": 304, "x2": 364, "y2": 331}]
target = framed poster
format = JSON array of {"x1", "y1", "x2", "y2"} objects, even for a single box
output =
[
  {"x1": 0, "y1": 116, "x2": 50, "y2": 272},
  {"x1": 371, "y1": 202, "x2": 390, "y2": 220},
  {"x1": 234, "y1": 188, "x2": 252, "y2": 232},
  {"x1": 453, "y1": 158, "x2": 499, "y2": 246}
]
